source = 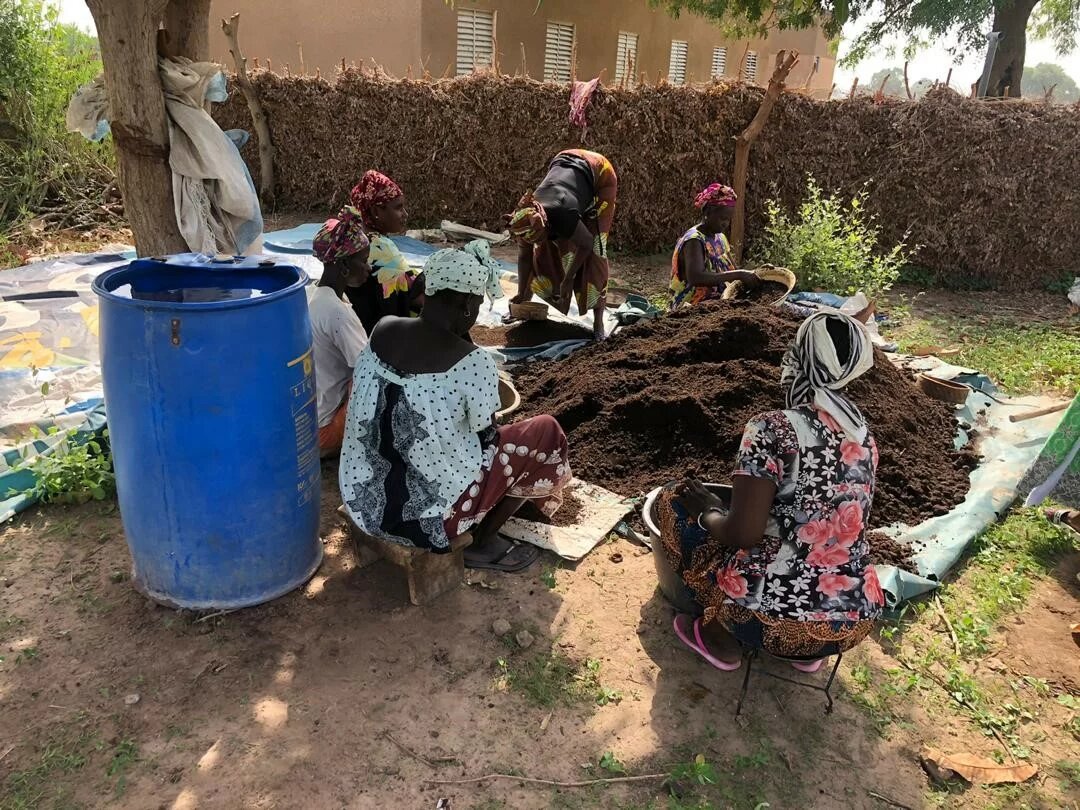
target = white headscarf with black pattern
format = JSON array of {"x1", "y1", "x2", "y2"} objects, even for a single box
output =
[
  {"x1": 781, "y1": 312, "x2": 874, "y2": 442},
  {"x1": 422, "y1": 239, "x2": 505, "y2": 304}
]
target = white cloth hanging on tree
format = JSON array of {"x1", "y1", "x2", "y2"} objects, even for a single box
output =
[{"x1": 67, "y1": 57, "x2": 263, "y2": 256}]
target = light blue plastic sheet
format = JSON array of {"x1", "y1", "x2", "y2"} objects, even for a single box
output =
[{"x1": 873, "y1": 383, "x2": 1067, "y2": 606}]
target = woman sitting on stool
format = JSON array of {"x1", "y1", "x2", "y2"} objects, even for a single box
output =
[
  {"x1": 339, "y1": 241, "x2": 572, "y2": 573},
  {"x1": 660, "y1": 312, "x2": 885, "y2": 671}
]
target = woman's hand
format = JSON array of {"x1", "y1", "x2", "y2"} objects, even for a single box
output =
[
  {"x1": 735, "y1": 271, "x2": 761, "y2": 288},
  {"x1": 674, "y1": 478, "x2": 726, "y2": 521}
]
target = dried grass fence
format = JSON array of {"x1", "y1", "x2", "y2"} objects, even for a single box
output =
[{"x1": 214, "y1": 69, "x2": 1080, "y2": 289}]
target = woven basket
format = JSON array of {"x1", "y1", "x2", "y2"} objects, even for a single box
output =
[
  {"x1": 509, "y1": 301, "x2": 548, "y2": 321},
  {"x1": 721, "y1": 264, "x2": 797, "y2": 305},
  {"x1": 916, "y1": 374, "x2": 970, "y2": 405},
  {"x1": 496, "y1": 377, "x2": 521, "y2": 422}
]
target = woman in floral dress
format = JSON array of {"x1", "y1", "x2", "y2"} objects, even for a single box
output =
[
  {"x1": 339, "y1": 241, "x2": 571, "y2": 573},
  {"x1": 660, "y1": 312, "x2": 885, "y2": 671}
]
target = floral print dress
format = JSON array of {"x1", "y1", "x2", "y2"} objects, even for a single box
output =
[{"x1": 659, "y1": 405, "x2": 885, "y2": 657}]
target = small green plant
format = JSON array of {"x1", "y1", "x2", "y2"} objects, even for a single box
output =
[
  {"x1": 16, "y1": 645, "x2": 39, "y2": 664},
  {"x1": 107, "y1": 739, "x2": 138, "y2": 797},
  {"x1": 756, "y1": 177, "x2": 912, "y2": 298},
  {"x1": 18, "y1": 428, "x2": 115, "y2": 504},
  {"x1": 598, "y1": 751, "x2": 626, "y2": 774},
  {"x1": 1056, "y1": 760, "x2": 1080, "y2": 788},
  {"x1": 494, "y1": 652, "x2": 620, "y2": 708},
  {"x1": 540, "y1": 567, "x2": 557, "y2": 589},
  {"x1": 669, "y1": 754, "x2": 718, "y2": 787}
]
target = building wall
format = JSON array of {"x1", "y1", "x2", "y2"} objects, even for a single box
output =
[
  {"x1": 205, "y1": 0, "x2": 834, "y2": 96},
  {"x1": 419, "y1": 0, "x2": 834, "y2": 94},
  {"x1": 206, "y1": 0, "x2": 423, "y2": 76}
]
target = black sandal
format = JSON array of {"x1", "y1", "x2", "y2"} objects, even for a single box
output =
[{"x1": 465, "y1": 539, "x2": 538, "y2": 572}]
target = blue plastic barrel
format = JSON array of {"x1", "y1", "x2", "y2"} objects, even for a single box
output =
[{"x1": 93, "y1": 254, "x2": 322, "y2": 609}]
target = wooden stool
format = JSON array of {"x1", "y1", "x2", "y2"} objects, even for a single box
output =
[{"x1": 341, "y1": 508, "x2": 472, "y2": 605}]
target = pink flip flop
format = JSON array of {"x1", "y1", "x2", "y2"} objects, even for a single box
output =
[
  {"x1": 672, "y1": 614, "x2": 742, "y2": 672},
  {"x1": 790, "y1": 658, "x2": 826, "y2": 673}
]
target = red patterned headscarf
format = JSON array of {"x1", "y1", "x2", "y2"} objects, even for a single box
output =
[
  {"x1": 694, "y1": 183, "x2": 738, "y2": 209},
  {"x1": 506, "y1": 191, "x2": 548, "y2": 245},
  {"x1": 312, "y1": 206, "x2": 370, "y2": 264},
  {"x1": 349, "y1": 170, "x2": 404, "y2": 230}
]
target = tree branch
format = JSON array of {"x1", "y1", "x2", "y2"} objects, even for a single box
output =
[
  {"x1": 730, "y1": 49, "x2": 799, "y2": 263},
  {"x1": 221, "y1": 13, "x2": 276, "y2": 205}
]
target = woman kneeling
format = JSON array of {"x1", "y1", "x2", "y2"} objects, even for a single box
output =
[
  {"x1": 662, "y1": 313, "x2": 885, "y2": 671},
  {"x1": 339, "y1": 240, "x2": 571, "y2": 573}
]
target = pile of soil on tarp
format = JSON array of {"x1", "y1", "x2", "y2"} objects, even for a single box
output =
[
  {"x1": 517, "y1": 492, "x2": 585, "y2": 527},
  {"x1": 471, "y1": 320, "x2": 592, "y2": 348},
  {"x1": 867, "y1": 532, "x2": 917, "y2": 573},
  {"x1": 513, "y1": 301, "x2": 978, "y2": 529}
]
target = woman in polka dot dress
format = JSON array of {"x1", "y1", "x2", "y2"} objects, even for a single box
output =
[{"x1": 339, "y1": 241, "x2": 571, "y2": 572}]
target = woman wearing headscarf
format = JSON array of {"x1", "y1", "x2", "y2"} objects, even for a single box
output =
[
  {"x1": 659, "y1": 313, "x2": 884, "y2": 671},
  {"x1": 506, "y1": 149, "x2": 617, "y2": 341},
  {"x1": 340, "y1": 240, "x2": 571, "y2": 573},
  {"x1": 669, "y1": 183, "x2": 761, "y2": 311},
  {"x1": 345, "y1": 170, "x2": 424, "y2": 332},
  {"x1": 309, "y1": 207, "x2": 372, "y2": 456}
]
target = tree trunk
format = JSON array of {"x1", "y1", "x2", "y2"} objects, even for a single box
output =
[
  {"x1": 983, "y1": 0, "x2": 1039, "y2": 98},
  {"x1": 86, "y1": 0, "x2": 186, "y2": 256},
  {"x1": 731, "y1": 50, "x2": 799, "y2": 264},
  {"x1": 164, "y1": 0, "x2": 212, "y2": 61}
]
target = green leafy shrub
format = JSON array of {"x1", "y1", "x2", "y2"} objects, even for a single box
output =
[
  {"x1": 21, "y1": 428, "x2": 115, "y2": 504},
  {"x1": 756, "y1": 177, "x2": 912, "y2": 298},
  {"x1": 0, "y1": 0, "x2": 113, "y2": 230}
]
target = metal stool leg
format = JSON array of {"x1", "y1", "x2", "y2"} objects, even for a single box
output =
[
  {"x1": 822, "y1": 652, "x2": 843, "y2": 714},
  {"x1": 734, "y1": 648, "x2": 756, "y2": 717}
]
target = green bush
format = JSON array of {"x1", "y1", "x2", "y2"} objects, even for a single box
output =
[
  {"x1": 0, "y1": 0, "x2": 113, "y2": 229},
  {"x1": 21, "y1": 428, "x2": 116, "y2": 504},
  {"x1": 756, "y1": 177, "x2": 912, "y2": 299}
]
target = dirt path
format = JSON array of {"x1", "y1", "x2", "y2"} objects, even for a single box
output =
[{"x1": 0, "y1": 468, "x2": 931, "y2": 810}]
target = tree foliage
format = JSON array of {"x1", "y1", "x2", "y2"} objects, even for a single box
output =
[
  {"x1": 864, "y1": 67, "x2": 936, "y2": 98},
  {"x1": 654, "y1": 0, "x2": 1079, "y2": 83},
  {"x1": 0, "y1": 0, "x2": 110, "y2": 227},
  {"x1": 1020, "y1": 61, "x2": 1080, "y2": 101}
]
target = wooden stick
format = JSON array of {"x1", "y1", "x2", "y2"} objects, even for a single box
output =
[
  {"x1": 932, "y1": 595, "x2": 960, "y2": 656},
  {"x1": 903, "y1": 60, "x2": 913, "y2": 99},
  {"x1": 194, "y1": 608, "x2": 237, "y2": 623},
  {"x1": 426, "y1": 772, "x2": 667, "y2": 788},
  {"x1": 383, "y1": 731, "x2": 457, "y2": 769},
  {"x1": 520, "y1": 42, "x2": 527, "y2": 78},
  {"x1": 848, "y1": 76, "x2": 859, "y2": 99},
  {"x1": 297, "y1": 42, "x2": 305, "y2": 75},
  {"x1": 868, "y1": 791, "x2": 913, "y2": 810},
  {"x1": 222, "y1": 13, "x2": 276, "y2": 205},
  {"x1": 731, "y1": 49, "x2": 799, "y2": 263},
  {"x1": 1009, "y1": 402, "x2": 1069, "y2": 423},
  {"x1": 945, "y1": 67, "x2": 952, "y2": 88}
]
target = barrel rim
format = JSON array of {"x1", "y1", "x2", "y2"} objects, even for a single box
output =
[{"x1": 91, "y1": 257, "x2": 310, "y2": 312}]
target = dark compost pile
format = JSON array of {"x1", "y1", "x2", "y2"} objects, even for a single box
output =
[
  {"x1": 513, "y1": 302, "x2": 978, "y2": 529},
  {"x1": 471, "y1": 320, "x2": 592, "y2": 348}
]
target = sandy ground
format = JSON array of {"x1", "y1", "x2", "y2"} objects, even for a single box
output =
[
  {"x1": 0, "y1": 465, "x2": 935, "y2": 810},
  {"x1": 2, "y1": 460, "x2": 1077, "y2": 809}
]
